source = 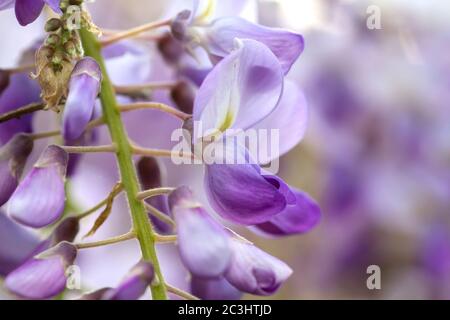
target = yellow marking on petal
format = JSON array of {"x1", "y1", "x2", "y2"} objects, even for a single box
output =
[
  {"x1": 217, "y1": 109, "x2": 235, "y2": 133},
  {"x1": 195, "y1": 0, "x2": 216, "y2": 23}
]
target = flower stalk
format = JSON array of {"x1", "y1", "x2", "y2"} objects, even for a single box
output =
[{"x1": 79, "y1": 28, "x2": 168, "y2": 299}]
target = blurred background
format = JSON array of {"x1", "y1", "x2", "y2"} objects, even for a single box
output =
[{"x1": 1, "y1": 0, "x2": 449, "y2": 299}]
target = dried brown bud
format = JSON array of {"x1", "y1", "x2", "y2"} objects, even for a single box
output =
[
  {"x1": 0, "y1": 69, "x2": 10, "y2": 94},
  {"x1": 170, "y1": 81, "x2": 194, "y2": 114},
  {"x1": 45, "y1": 34, "x2": 60, "y2": 46}
]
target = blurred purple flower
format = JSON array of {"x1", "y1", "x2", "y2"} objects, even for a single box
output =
[{"x1": 8, "y1": 145, "x2": 68, "y2": 228}]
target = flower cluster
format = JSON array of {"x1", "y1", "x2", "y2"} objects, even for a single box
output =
[{"x1": 0, "y1": 0, "x2": 320, "y2": 300}]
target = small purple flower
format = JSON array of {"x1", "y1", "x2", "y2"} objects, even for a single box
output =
[
  {"x1": 78, "y1": 261, "x2": 154, "y2": 300},
  {"x1": 8, "y1": 145, "x2": 68, "y2": 228},
  {"x1": 62, "y1": 57, "x2": 102, "y2": 141},
  {"x1": 5, "y1": 241, "x2": 77, "y2": 299},
  {"x1": 168, "y1": 186, "x2": 231, "y2": 278},
  {"x1": 0, "y1": 133, "x2": 33, "y2": 207},
  {"x1": 102, "y1": 261, "x2": 154, "y2": 300},
  {"x1": 200, "y1": 17, "x2": 304, "y2": 74},
  {"x1": 0, "y1": 0, "x2": 62, "y2": 26},
  {"x1": 224, "y1": 237, "x2": 292, "y2": 296},
  {"x1": 253, "y1": 189, "x2": 321, "y2": 237},
  {"x1": 191, "y1": 275, "x2": 242, "y2": 300}
]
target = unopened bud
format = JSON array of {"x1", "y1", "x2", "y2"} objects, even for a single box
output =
[
  {"x1": 45, "y1": 18, "x2": 62, "y2": 32},
  {"x1": 170, "y1": 81, "x2": 194, "y2": 114},
  {"x1": 64, "y1": 40, "x2": 77, "y2": 57},
  {"x1": 45, "y1": 34, "x2": 60, "y2": 46},
  {"x1": 157, "y1": 33, "x2": 183, "y2": 64}
]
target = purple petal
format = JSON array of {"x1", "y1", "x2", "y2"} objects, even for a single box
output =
[
  {"x1": 0, "y1": 213, "x2": 41, "y2": 276},
  {"x1": 103, "y1": 261, "x2": 154, "y2": 300},
  {"x1": 43, "y1": 0, "x2": 61, "y2": 14},
  {"x1": 0, "y1": 134, "x2": 33, "y2": 206},
  {"x1": 14, "y1": 0, "x2": 45, "y2": 26},
  {"x1": 0, "y1": 73, "x2": 41, "y2": 145},
  {"x1": 204, "y1": 143, "x2": 288, "y2": 225},
  {"x1": 8, "y1": 145, "x2": 68, "y2": 228},
  {"x1": 0, "y1": 0, "x2": 15, "y2": 10},
  {"x1": 253, "y1": 189, "x2": 321, "y2": 237},
  {"x1": 224, "y1": 238, "x2": 292, "y2": 296},
  {"x1": 204, "y1": 17, "x2": 304, "y2": 74},
  {"x1": 252, "y1": 81, "x2": 308, "y2": 163},
  {"x1": 62, "y1": 57, "x2": 102, "y2": 141},
  {"x1": 169, "y1": 186, "x2": 231, "y2": 278},
  {"x1": 191, "y1": 276, "x2": 242, "y2": 300},
  {"x1": 193, "y1": 39, "x2": 283, "y2": 139},
  {"x1": 5, "y1": 242, "x2": 77, "y2": 299}
]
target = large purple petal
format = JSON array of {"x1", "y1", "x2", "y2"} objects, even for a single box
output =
[
  {"x1": 224, "y1": 238, "x2": 292, "y2": 296},
  {"x1": 169, "y1": 186, "x2": 231, "y2": 278},
  {"x1": 253, "y1": 189, "x2": 321, "y2": 237},
  {"x1": 8, "y1": 145, "x2": 67, "y2": 228},
  {"x1": 0, "y1": 73, "x2": 41, "y2": 145},
  {"x1": 5, "y1": 242, "x2": 77, "y2": 299},
  {"x1": 204, "y1": 17, "x2": 304, "y2": 74},
  {"x1": 193, "y1": 39, "x2": 283, "y2": 140},
  {"x1": 252, "y1": 81, "x2": 308, "y2": 163},
  {"x1": 0, "y1": 213, "x2": 41, "y2": 276},
  {"x1": 14, "y1": 0, "x2": 45, "y2": 26},
  {"x1": 204, "y1": 143, "x2": 288, "y2": 225}
]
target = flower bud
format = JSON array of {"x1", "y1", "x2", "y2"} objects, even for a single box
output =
[
  {"x1": 51, "y1": 217, "x2": 80, "y2": 244},
  {"x1": 0, "y1": 134, "x2": 33, "y2": 207},
  {"x1": 5, "y1": 241, "x2": 77, "y2": 299},
  {"x1": 45, "y1": 33, "x2": 60, "y2": 47},
  {"x1": 169, "y1": 186, "x2": 231, "y2": 278},
  {"x1": 170, "y1": 81, "x2": 194, "y2": 114},
  {"x1": 44, "y1": 18, "x2": 62, "y2": 32},
  {"x1": 171, "y1": 10, "x2": 192, "y2": 41},
  {"x1": 137, "y1": 157, "x2": 171, "y2": 233},
  {"x1": 8, "y1": 145, "x2": 68, "y2": 228},
  {"x1": 62, "y1": 57, "x2": 102, "y2": 141},
  {"x1": 157, "y1": 33, "x2": 184, "y2": 64},
  {"x1": 224, "y1": 237, "x2": 293, "y2": 295}
]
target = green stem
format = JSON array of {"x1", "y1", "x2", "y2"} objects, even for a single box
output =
[{"x1": 79, "y1": 28, "x2": 167, "y2": 299}]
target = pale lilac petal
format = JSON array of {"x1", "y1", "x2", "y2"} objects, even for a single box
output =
[
  {"x1": 204, "y1": 143, "x2": 288, "y2": 225},
  {"x1": 191, "y1": 276, "x2": 242, "y2": 300},
  {"x1": 62, "y1": 57, "x2": 102, "y2": 141},
  {"x1": 193, "y1": 39, "x2": 283, "y2": 139},
  {"x1": 204, "y1": 17, "x2": 304, "y2": 74},
  {"x1": 0, "y1": 213, "x2": 41, "y2": 276},
  {"x1": 252, "y1": 81, "x2": 308, "y2": 163},
  {"x1": 15, "y1": 0, "x2": 45, "y2": 26},
  {"x1": 5, "y1": 242, "x2": 77, "y2": 299},
  {"x1": 169, "y1": 186, "x2": 231, "y2": 278},
  {"x1": 8, "y1": 145, "x2": 68, "y2": 228},
  {"x1": 224, "y1": 238, "x2": 292, "y2": 295},
  {"x1": 253, "y1": 189, "x2": 321, "y2": 237}
]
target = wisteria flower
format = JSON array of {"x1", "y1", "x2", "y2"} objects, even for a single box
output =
[{"x1": 0, "y1": 0, "x2": 62, "y2": 26}]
